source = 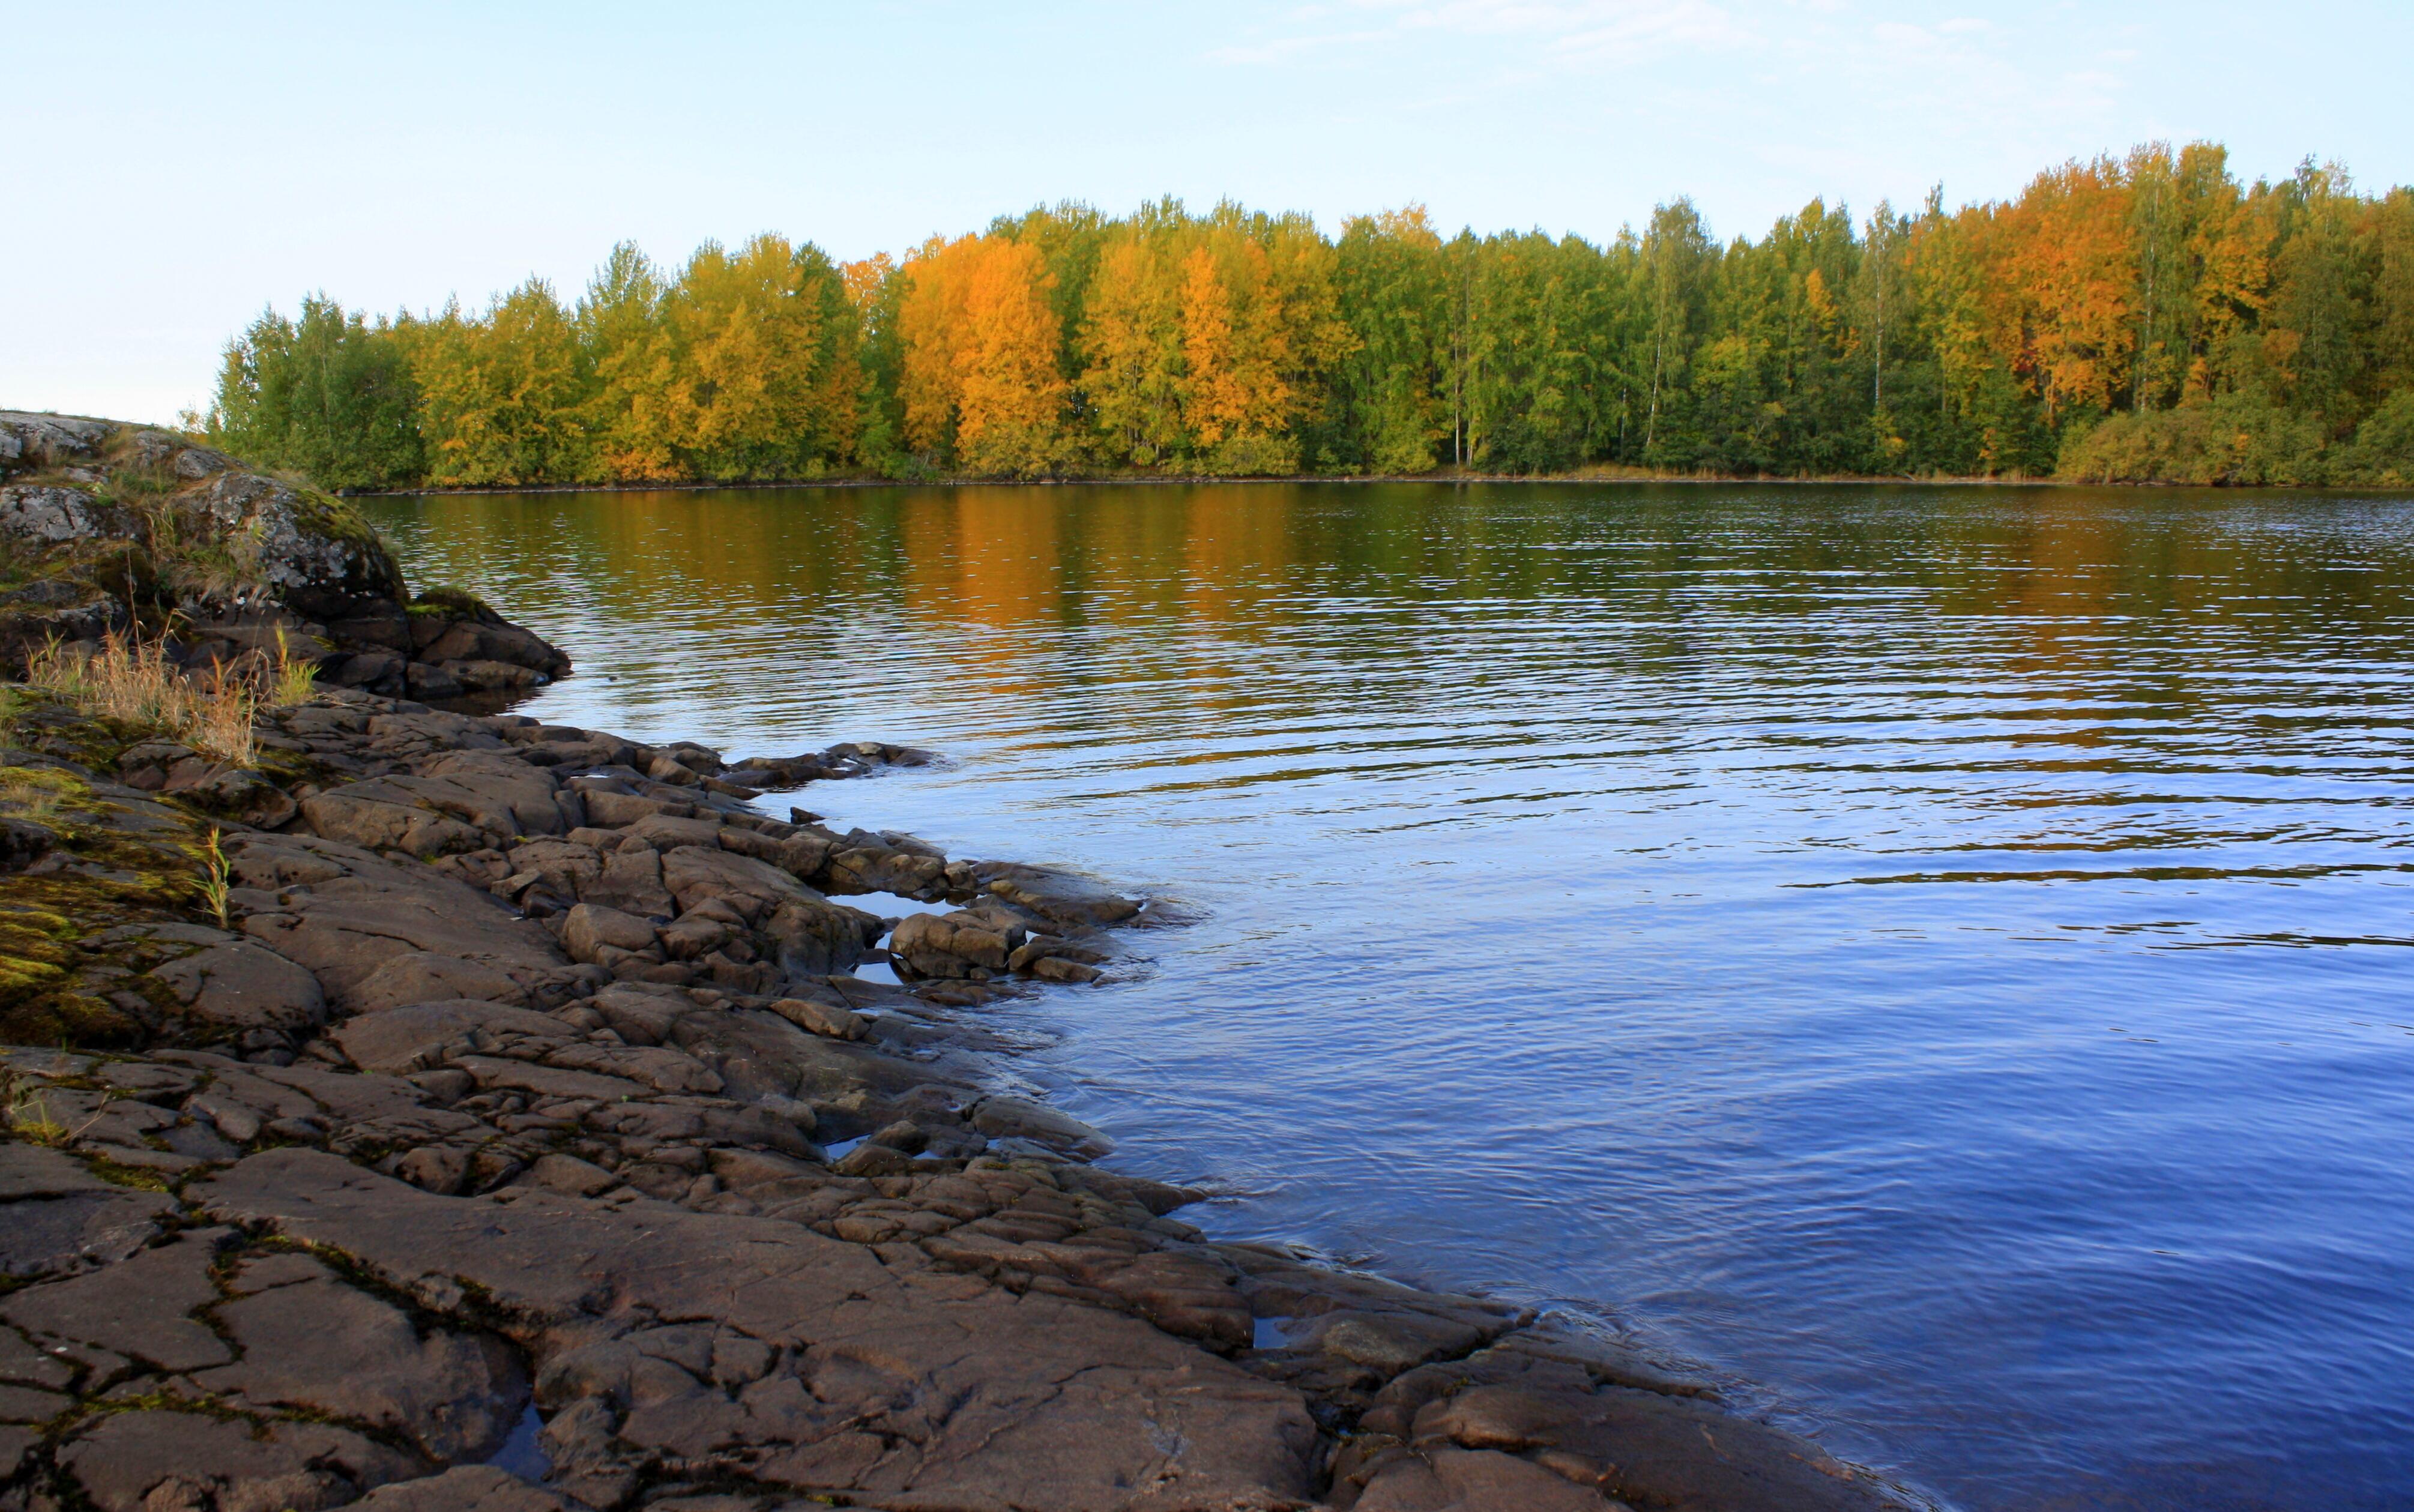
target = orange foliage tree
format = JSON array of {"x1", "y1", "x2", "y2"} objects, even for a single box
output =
[{"x1": 899, "y1": 235, "x2": 1071, "y2": 477}]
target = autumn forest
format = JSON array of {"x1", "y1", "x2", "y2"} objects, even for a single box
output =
[{"x1": 208, "y1": 143, "x2": 2414, "y2": 490}]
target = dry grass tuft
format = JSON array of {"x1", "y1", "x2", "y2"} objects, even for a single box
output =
[{"x1": 26, "y1": 633, "x2": 259, "y2": 764}]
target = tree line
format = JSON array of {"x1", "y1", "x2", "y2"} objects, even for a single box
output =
[{"x1": 205, "y1": 143, "x2": 2414, "y2": 490}]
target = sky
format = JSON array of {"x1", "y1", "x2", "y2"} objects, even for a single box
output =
[{"x1": 6, "y1": 0, "x2": 2409, "y2": 426}]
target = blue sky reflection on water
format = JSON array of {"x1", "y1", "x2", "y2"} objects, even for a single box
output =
[{"x1": 363, "y1": 481, "x2": 2414, "y2": 1511}]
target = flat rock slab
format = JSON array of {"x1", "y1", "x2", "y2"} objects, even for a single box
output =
[
  {"x1": 196, "y1": 1259, "x2": 528, "y2": 1462},
  {"x1": 146, "y1": 939, "x2": 328, "y2": 1031},
  {"x1": 230, "y1": 833, "x2": 573, "y2": 1008},
  {"x1": 354, "y1": 1465, "x2": 569, "y2": 1511},
  {"x1": 203, "y1": 1149, "x2": 1321, "y2": 1508},
  {"x1": 0, "y1": 1187, "x2": 177, "y2": 1282},
  {"x1": 58, "y1": 1407, "x2": 426, "y2": 1512},
  {"x1": 0, "y1": 1229, "x2": 231, "y2": 1372}
]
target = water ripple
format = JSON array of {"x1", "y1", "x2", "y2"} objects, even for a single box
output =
[{"x1": 363, "y1": 481, "x2": 2414, "y2": 1512}]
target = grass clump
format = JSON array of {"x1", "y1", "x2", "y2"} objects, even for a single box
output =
[
  {"x1": 25, "y1": 634, "x2": 257, "y2": 764},
  {"x1": 195, "y1": 827, "x2": 232, "y2": 928},
  {"x1": 268, "y1": 628, "x2": 318, "y2": 707},
  {"x1": 21, "y1": 628, "x2": 317, "y2": 767},
  {"x1": 1, "y1": 1072, "x2": 92, "y2": 1148},
  {"x1": 1, "y1": 765, "x2": 75, "y2": 824}
]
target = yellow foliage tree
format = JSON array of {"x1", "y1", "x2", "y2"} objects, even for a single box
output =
[
  {"x1": 1078, "y1": 238, "x2": 1184, "y2": 465},
  {"x1": 412, "y1": 279, "x2": 589, "y2": 486}
]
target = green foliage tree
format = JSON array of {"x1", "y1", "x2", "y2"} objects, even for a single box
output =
[
  {"x1": 210, "y1": 142, "x2": 2414, "y2": 489},
  {"x1": 206, "y1": 296, "x2": 423, "y2": 489}
]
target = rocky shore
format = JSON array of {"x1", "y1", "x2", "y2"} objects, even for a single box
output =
[{"x1": 0, "y1": 412, "x2": 1919, "y2": 1511}]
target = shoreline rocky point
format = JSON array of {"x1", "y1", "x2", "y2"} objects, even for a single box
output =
[{"x1": 0, "y1": 411, "x2": 1919, "y2": 1512}]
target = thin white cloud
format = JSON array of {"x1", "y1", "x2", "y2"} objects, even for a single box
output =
[
  {"x1": 1213, "y1": 0, "x2": 1754, "y2": 67},
  {"x1": 1368, "y1": 0, "x2": 1748, "y2": 46},
  {"x1": 1205, "y1": 29, "x2": 1390, "y2": 64}
]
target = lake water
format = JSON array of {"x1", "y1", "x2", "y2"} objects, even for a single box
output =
[{"x1": 360, "y1": 482, "x2": 2414, "y2": 1512}]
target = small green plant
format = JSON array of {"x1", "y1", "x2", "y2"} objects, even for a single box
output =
[
  {"x1": 196, "y1": 825, "x2": 232, "y2": 928},
  {"x1": 3, "y1": 1073, "x2": 79, "y2": 1147},
  {"x1": 268, "y1": 627, "x2": 318, "y2": 708}
]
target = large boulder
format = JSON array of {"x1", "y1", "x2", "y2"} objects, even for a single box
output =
[
  {"x1": 178, "y1": 468, "x2": 404, "y2": 604},
  {"x1": 0, "y1": 411, "x2": 566, "y2": 700}
]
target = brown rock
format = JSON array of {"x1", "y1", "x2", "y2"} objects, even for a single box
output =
[
  {"x1": 202, "y1": 1149, "x2": 1321, "y2": 1505},
  {"x1": 976, "y1": 861, "x2": 1143, "y2": 927},
  {"x1": 1351, "y1": 1446, "x2": 1621, "y2": 1511},
  {"x1": 196, "y1": 1264, "x2": 529, "y2": 1461},
  {"x1": 351, "y1": 951, "x2": 531, "y2": 1013},
  {"x1": 0, "y1": 1183, "x2": 172, "y2": 1275},
  {"x1": 1316, "y1": 1310, "x2": 1488, "y2": 1375},
  {"x1": 578, "y1": 788, "x2": 680, "y2": 828},
  {"x1": 585, "y1": 982, "x2": 689, "y2": 1045},
  {"x1": 970, "y1": 1094, "x2": 1115, "y2": 1158},
  {"x1": 560, "y1": 902, "x2": 661, "y2": 965},
  {"x1": 582, "y1": 845, "x2": 677, "y2": 917},
  {"x1": 58, "y1": 1407, "x2": 423, "y2": 1512},
  {"x1": 333, "y1": 999, "x2": 575, "y2": 1074},
  {"x1": 147, "y1": 941, "x2": 328, "y2": 1032},
  {"x1": 232, "y1": 834, "x2": 571, "y2": 1011},
  {"x1": 707, "y1": 1148, "x2": 821, "y2": 1188},
  {"x1": 1371, "y1": 1341, "x2": 1915, "y2": 1512},
  {"x1": 890, "y1": 910, "x2": 1018, "y2": 979},
  {"x1": 394, "y1": 1145, "x2": 472, "y2": 1194},
  {"x1": 528, "y1": 1153, "x2": 620, "y2": 1196},
  {"x1": 503, "y1": 838, "x2": 605, "y2": 897},
  {"x1": 624, "y1": 812, "x2": 726, "y2": 850},
  {"x1": 354, "y1": 1465, "x2": 569, "y2": 1511},
  {"x1": 766, "y1": 996, "x2": 867, "y2": 1041},
  {"x1": 0, "y1": 1141, "x2": 114, "y2": 1200},
  {"x1": 301, "y1": 782, "x2": 489, "y2": 855},
  {"x1": 659, "y1": 843, "x2": 806, "y2": 919},
  {"x1": 1030, "y1": 955, "x2": 1105, "y2": 984},
  {"x1": 0, "y1": 1230, "x2": 231, "y2": 1370},
  {"x1": 762, "y1": 896, "x2": 881, "y2": 977},
  {"x1": 657, "y1": 911, "x2": 735, "y2": 960}
]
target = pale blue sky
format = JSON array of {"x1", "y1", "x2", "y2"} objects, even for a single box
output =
[{"x1": 7, "y1": 1, "x2": 2406, "y2": 424}]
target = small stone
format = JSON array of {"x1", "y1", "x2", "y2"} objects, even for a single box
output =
[
  {"x1": 765, "y1": 996, "x2": 866, "y2": 1041},
  {"x1": 833, "y1": 1143, "x2": 914, "y2": 1178},
  {"x1": 560, "y1": 903, "x2": 660, "y2": 966},
  {"x1": 527, "y1": 1154, "x2": 618, "y2": 1197},
  {"x1": 393, "y1": 1146, "x2": 471, "y2": 1195},
  {"x1": 1030, "y1": 956, "x2": 1104, "y2": 984}
]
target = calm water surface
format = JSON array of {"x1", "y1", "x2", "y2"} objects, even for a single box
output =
[{"x1": 362, "y1": 483, "x2": 2414, "y2": 1511}]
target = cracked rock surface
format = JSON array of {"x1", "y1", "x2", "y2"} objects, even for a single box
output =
[{"x1": 0, "y1": 674, "x2": 1921, "y2": 1511}]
